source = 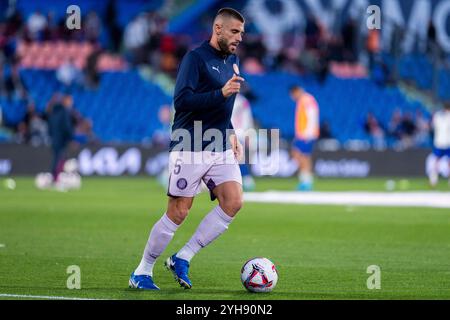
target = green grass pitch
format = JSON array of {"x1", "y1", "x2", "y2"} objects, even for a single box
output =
[{"x1": 0, "y1": 177, "x2": 449, "y2": 300}]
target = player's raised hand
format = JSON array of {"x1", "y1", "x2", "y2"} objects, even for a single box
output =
[{"x1": 222, "y1": 74, "x2": 245, "y2": 98}]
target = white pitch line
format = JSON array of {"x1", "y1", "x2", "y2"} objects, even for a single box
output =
[
  {"x1": 0, "y1": 244, "x2": 5, "y2": 248},
  {"x1": 244, "y1": 191, "x2": 450, "y2": 209},
  {"x1": 0, "y1": 293, "x2": 101, "y2": 300}
]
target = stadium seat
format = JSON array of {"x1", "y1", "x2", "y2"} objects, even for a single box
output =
[
  {"x1": 17, "y1": 41, "x2": 127, "y2": 72},
  {"x1": 13, "y1": 64, "x2": 431, "y2": 145}
]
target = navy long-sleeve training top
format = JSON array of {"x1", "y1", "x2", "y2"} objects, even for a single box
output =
[
  {"x1": 48, "y1": 104, "x2": 73, "y2": 151},
  {"x1": 169, "y1": 41, "x2": 239, "y2": 152}
]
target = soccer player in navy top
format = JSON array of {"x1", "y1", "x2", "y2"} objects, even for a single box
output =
[{"x1": 130, "y1": 8, "x2": 245, "y2": 290}]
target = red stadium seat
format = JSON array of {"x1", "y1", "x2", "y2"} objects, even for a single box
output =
[
  {"x1": 16, "y1": 41, "x2": 28, "y2": 58},
  {"x1": 16, "y1": 40, "x2": 126, "y2": 71}
]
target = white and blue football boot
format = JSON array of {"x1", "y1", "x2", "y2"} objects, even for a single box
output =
[
  {"x1": 164, "y1": 254, "x2": 192, "y2": 289},
  {"x1": 297, "y1": 182, "x2": 313, "y2": 191},
  {"x1": 129, "y1": 272, "x2": 160, "y2": 290}
]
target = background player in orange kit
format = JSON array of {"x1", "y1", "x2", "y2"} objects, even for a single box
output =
[{"x1": 290, "y1": 85, "x2": 320, "y2": 191}]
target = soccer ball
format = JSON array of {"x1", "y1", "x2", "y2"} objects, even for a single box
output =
[
  {"x1": 63, "y1": 158, "x2": 79, "y2": 173},
  {"x1": 35, "y1": 172, "x2": 53, "y2": 190},
  {"x1": 240, "y1": 257, "x2": 278, "y2": 293},
  {"x1": 57, "y1": 172, "x2": 82, "y2": 190},
  {"x1": 3, "y1": 178, "x2": 16, "y2": 190}
]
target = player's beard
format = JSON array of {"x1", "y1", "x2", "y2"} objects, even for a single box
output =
[{"x1": 218, "y1": 36, "x2": 233, "y2": 55}]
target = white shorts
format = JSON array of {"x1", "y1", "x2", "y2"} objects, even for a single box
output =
[{"x1": 167, "y1": 150, "x2": 242, "y2": 200}]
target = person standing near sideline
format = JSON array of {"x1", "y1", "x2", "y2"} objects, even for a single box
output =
[
  {"x1": 429, "y1": 102, "x2": 450, "y2": 187},
  {"x1": 47, "y1": 94, "x2": 74, "y2": 182},
  {"x1": 232, "y1": 93, "x2": 256, "y2": 191},
  {"x1": 289, "y1": 85, "x2": 320, "y2": 191}
]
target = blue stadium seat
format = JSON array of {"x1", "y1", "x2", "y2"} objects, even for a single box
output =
[
  {"x1": 18, "y1": 68, "x2": 172, "y2": 143},
  {"x1": 244, "y1": 72, "x2": 430, "y2": 146},
  {"x1": 12, "y1": 68, "x2": 431, "y2": 145}
]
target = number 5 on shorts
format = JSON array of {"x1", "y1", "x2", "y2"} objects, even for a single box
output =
[{"x1": 174, "y1": 159, "x2": 182, "y2": 175}]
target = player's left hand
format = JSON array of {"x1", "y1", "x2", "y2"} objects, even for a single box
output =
[{"x1": 230, "y1": 134, "x2": 243, "y2": 162}]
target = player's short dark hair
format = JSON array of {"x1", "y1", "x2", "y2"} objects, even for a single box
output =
[
  {"x1": 216, "y1": 7, "x2": 245, "y2": 23},
  {"x1": 289, "y1": 84, "x2": 303, "y2": 92}
]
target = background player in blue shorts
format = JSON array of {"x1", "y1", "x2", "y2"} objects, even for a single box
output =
[
  {"x1": 429, "y1": 102, "x2": 450, "y2": 187},
  {"x1": 290, "y1": 85, "x2": 320, "y2": 191}
]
